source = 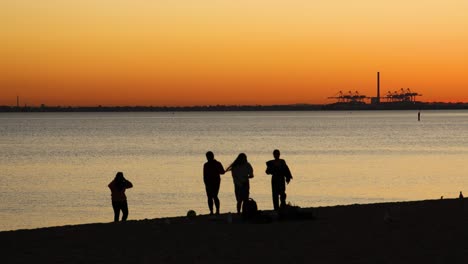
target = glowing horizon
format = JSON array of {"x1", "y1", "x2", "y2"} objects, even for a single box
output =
[{"x1": 2, "y1": 0, "x2": 468, "y2": 106}]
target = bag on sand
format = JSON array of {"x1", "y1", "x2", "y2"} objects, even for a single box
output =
[{"x1": 242, "y1": 198, "x2": 258, "y2": 219}]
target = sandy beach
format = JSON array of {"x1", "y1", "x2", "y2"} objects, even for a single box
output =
[{"x1": 1, "y1": 198, "x2": 468, "y2": 264}]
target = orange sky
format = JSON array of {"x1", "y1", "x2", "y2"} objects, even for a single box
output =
[{"x1": 1, "y1": 0, "x2": 468, "y2": 106}]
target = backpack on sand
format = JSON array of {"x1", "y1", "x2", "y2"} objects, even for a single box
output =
[{"x1": 242, "y1": 198, "x2": 258, "y2": 219}]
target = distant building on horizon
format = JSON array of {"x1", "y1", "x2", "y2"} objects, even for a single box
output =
[{"x1": 328, "y1": 72, "x2": 422, "y2": 105}]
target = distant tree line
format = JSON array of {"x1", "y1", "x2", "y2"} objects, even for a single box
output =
[{"x1": 0, "y1": 102, "x2": 468, "y2": 112}]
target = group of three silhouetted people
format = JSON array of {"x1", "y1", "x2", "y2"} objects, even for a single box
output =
[
  {"x1": 204, "y1": 149, "x2": 293, "y2": 215},
  {"x1": 108, "y1": 149, "x2": 293, "y2": 222}
]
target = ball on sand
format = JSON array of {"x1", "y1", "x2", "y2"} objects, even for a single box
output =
[{"x1": 187, "y1": 210, "x2": 196, "y2": 218}]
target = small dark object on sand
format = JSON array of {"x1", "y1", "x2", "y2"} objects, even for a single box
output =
[
  {"x1": 187, "y1": 210, "x2": 197, "y2": 218},
  {"x1": 242, "y1": 198, "x2": 258, "y2": 219},
  {"x1": 278, "y1": 204, "x2": 315, "y2": 221}
]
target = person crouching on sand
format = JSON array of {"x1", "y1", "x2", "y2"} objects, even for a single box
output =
[
  {"x1": 108, "y1": 172, "x2": 133, "y2": 222},
  {"x1": 226, "y1": 153, "x2": 254, "y2": 214}
]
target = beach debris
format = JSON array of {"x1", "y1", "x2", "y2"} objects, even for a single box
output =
[
  {"x1": 384, "y1": 208, "x2": 400, "y2": 225},
  {"x1": 186, "y1": 210, "x2": 197, "y2": 218},
  {"x1": 278, "y1": 204, "x2": 315, "y2": 221},
  {"x1": 384, "y1": 209, "x2": 393, "y2": 223}
]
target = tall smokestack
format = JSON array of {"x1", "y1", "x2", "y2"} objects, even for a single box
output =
[{"x1": 377, "y1": 72, "x2": 380, "y2": 103}]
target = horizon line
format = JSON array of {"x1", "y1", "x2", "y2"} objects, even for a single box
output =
[{"x1": 2, "y1": 101, "x2": 468, "y2": 108}]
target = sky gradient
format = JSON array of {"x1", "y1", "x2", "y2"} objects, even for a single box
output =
[{"x1": 2, "y1": 0, "x2": 468, "y2": 106}]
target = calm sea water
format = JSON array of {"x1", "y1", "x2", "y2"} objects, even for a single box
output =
[{"x1": 1, "y1": 110, "x2": 467, "y2": 231}]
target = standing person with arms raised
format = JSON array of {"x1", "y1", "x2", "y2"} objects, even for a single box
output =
[
  {"x1": 203, "y1": 151, "x2": 225, "y2": 215},
  {"x1": 266, "y1": 149, "x2": 293, "y2": 210},
  {"x1": 226, "y1": 153, "x2": 254, "y2": 214},
  {"x1": 108, "y1": 172, "x2": 133, "y2": 222}
]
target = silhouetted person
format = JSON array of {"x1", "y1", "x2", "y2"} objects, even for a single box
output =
[
  {"x1": 460, "y1": 191, "x2": 464, "y2": 199},
  {"x1": 418, "y1": 111, "x2": 421, "y2": 121},
  {"x1": 203, "y1": 151, "x2": 225, "y2": 215},
  {"x1": 266, "y1": 149, "x2": 293, "y2": 210},
  {"x1": 226, "y1": 153, "x2": 254, "y2": 214},
  {"x1": 108, "y1": 172, "x2": 133, "y2": 222}
]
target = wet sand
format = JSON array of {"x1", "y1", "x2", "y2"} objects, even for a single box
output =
[{"x1": 1, "y1": 198, "x2": 468, "y2": 264}]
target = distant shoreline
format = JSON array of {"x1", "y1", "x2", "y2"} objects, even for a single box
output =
[{"x1": 1, "y1": 102, "x2": 468, "y2": 112}]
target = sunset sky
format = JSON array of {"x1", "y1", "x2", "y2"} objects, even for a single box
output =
[{"x1": 2, "y1": 0, "x2": 468, "y2": 106}]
